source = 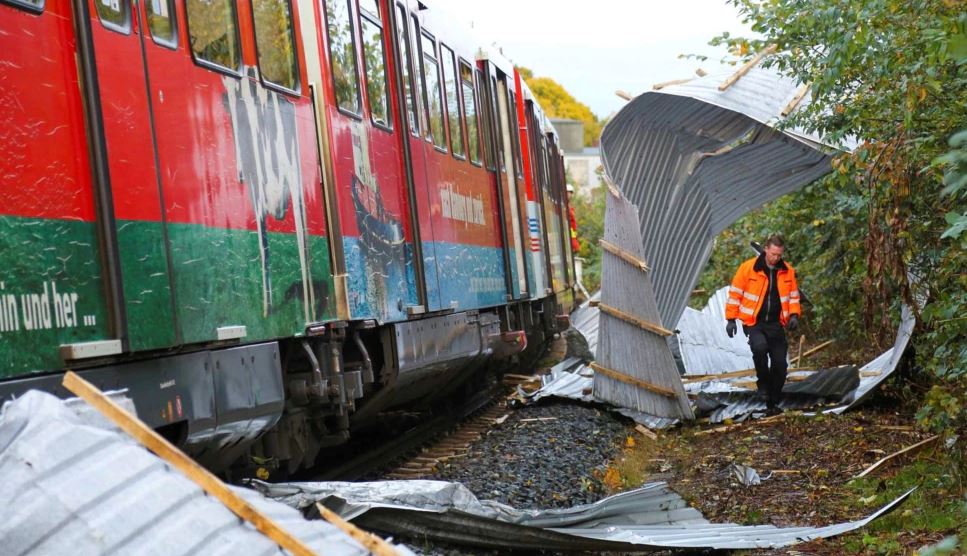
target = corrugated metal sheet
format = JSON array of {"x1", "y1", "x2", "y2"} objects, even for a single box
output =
[
  {"x1": 0, "y1": 391, "x2": 412, "y2": 556},
  {"x1": 829, "y1": 302, "x2": 917, "y2": 413},
  {"x1": 254, "y1": 479, "x2": 914, "y2": 551},
  {"x1": 690, "y1": 366, "x2": 859, "y2": 423},
  {"x1": 593, "y1": 191, "x2": 694, "y2": 419},
  {"x1": 600, "y1": 67, "x2": 842, "y2": 329},
  {"x1": 676, "y1": 286, "x2": 755, "y2": 374}
]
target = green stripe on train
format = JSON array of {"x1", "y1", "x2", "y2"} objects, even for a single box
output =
[{"x1": 0, "y1": 215, "x2": 336, "y2": 378}]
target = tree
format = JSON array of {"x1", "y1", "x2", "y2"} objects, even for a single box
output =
[
  {"x1": 519, "y1": 67, "x2": 603, "y2": 147},
  {"x1": 570, "y1": 180, "x2": 607, "y2": 292},
  {"x1": 705, "y1": 1, "x2": 966, "y2": 432}
]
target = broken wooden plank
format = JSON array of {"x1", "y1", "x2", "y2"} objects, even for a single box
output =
[
  {"x1": 682, "y1": 368, "x2": 756, "y2": 384},
  {"x1": 635, "y1": 424, "x2": 658, "y2": 440},
  {"x1": 598, "y1": 303, "x2": 672, "y2": 337},
  {"x1": 781, "y1": 82, "x2": 812, "y2": 116},
  {"x1": 599, "y1": 239, "x2": 650, "y2": 272},
  {"x1": 520, "y1": 417, "x2": 560, "y2": 423},
  {"x1": 62, "y1": 372, "x2": 315, "y2": 556},
  {"x1": 855, "y1": 435, "x2": 940, "y2": 478},
  {"x1": 590, "y1": 362, "x2": 677, "y2": 398},
  {"x1": 317, "y1": 503, "x2": 401, "y2": 556},
  {"x1": 653, "y1": 77, "x2": 694, "y2": 90},
  {"x1": 718, "y1": 44, "x2": 778, "y2": 91},
  {"x1": 791, "y1": 339, "x2": 834, "y2": 366}
]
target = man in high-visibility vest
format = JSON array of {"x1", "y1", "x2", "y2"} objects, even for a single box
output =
[
  {"x1": 567, "y1": 184, "x2": 579, "y2": 253},
  {"x1": 724, "y1": 235, "x2": 801, "y2": 415}
]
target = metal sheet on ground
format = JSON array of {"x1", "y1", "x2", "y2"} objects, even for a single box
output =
[
  {"x1": 253, "y1": 479, "x2": 914, "y2": 551},
  {"x1": 0, "y1": 391, "x2": 413, "y2": 556}
]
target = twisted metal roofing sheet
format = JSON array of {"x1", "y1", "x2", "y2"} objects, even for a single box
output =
[
  {"x1": 253, "y1": 479, "x2": 913, "y2": 551},
  {"x1": 0, "y1": 391, "x2": 413, "y2": 556},
  {"x1": 601, "y1": 67, "x2": 842, "y2": 328},
  {"x1": 594, "y1": 191, "x2": 693, "y2": 419},
  {"x1": 676, "y1": 286, "x2": 755, "y2": 375}
]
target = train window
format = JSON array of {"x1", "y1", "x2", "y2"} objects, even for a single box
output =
[
  {"x1": 508, "y1": 90, "x2": 523, "y2": 178},
  {"x1": 358, "y1": 0, "x2": 378, "y2": 17},
  {"x1": 360, "y1": 12, "x2": 392, "y2": 129},
  {"x1": 461, "y1": 62, "x2": 482, "y2": 166},
  {"x1": 146, "y1": 0, "x2": 177, "y2": 48},
  {"x1": 493, "y1": 76, "x2": 505, "y2": 172},
  {"x1": 252, "y1": 0, "x2": 300, "y2": 92},
  {"x1": 477, "y1": 69, "x2": 496, "y2": 171},
  {"x1": 412, "y1": 16, "x2": 429, "y2": 135},
  {"x1": 94, "y1": 0, "x2": 130, "y2": 33},
  {"x1": 324, "y1": 0, "x2": 361, "y2": 114},
  {"x1": 420, "y1": 32, "x2": 446, "y2": 149},
  {"x1": 186, "y1": 0, "x2": 241, "y2": 74},
  {"x1": 2, "y1": 0, "x2": 44, "y2": 13},
  {"x1": 395, "y1": 5, "x2": 419, "y2": 135},
  {"x1": 440, "y1": 45, "x2": 464, "y2": 158}
]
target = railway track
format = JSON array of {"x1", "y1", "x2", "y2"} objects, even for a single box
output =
[{"x1": 309, "y1": 383, "x2": 515, "y2": 481}]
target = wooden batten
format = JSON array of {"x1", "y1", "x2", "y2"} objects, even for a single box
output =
[
  {"x1": 599, "y1": 239, "x2": 650, "y2": 272},
  {"x1": 781, "y1": 82, "x2": 812, "y2": 116},
  {"x1": 590, "y1": 362, "x2": 677, "y2": 398},
  {"x1": 718, "y1": 44, "x2": 778, "y2": 91},
  {"x1": 62, "y1": 372, "x2": 316, "y2": 556},
  {"x1": 598, "y1": 303, "x2": 672, "y2": 337},
  {"x1": 653, "y1": 77, "x2": 694, "y2": 90}
]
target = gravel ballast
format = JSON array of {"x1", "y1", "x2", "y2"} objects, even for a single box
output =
[{"x1": 430, "y1": 400, "x2": 631, "y2": 509}]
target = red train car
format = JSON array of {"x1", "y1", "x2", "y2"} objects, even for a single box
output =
[{"x1": 0, "y1": 0, "x2": 575, "y2": 474}]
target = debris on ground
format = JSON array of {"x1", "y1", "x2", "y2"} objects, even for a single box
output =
[{"x1": 0, "y1": 391, "x2": 413, "y2": 555}]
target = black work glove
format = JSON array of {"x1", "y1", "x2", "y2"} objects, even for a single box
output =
[
  {"x1": 787, "y1": 314, "x2": 799, "y2": 331},
  {"x1": 726, "y1": 319, "x2": 737, "y2": 338}
]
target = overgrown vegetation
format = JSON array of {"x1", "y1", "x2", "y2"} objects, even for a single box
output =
[
  {"x1": 568, "y1": 182, "x2": 607, "y2": 293},
  {"x1": 697, "y1": 0, "x2": 966, "y2": 439},
  {"x1": 685, "y1": 0, "x2": 967, "y2": 549}
]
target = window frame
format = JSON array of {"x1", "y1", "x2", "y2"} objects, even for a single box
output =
[
  {"x1": 419, "y1": 30, "x2": 447, "y2": 153},
  {"x1": 322, "y1": 0, "x2": 363, "y2": 119},
  {"x1": 460, "y1": 59, "x2": 483, "y2": 168},
  {"x1": 145, "y1": 0, "x2": 178, "y2": 50},
  {"x1": 440, "y1": 44, "x2": 465, "y2": 161},
  {"x1": 184, "y1": 0, "x2": 244, "y2": 77},
  {"x1": 394, "y1": 2, "x2": 420, "y2": 137},
  {"x1": 94, "y1": 0, "x2": 132, "y2": 35},
  {"x1": 358, "y1": 5, "x2": 394, "y2": 132},
  {"x1": 508, "y1": 90, "x2": 524, "y2": 179},
  {"x1": 250, "y1": 0, "x2": 302, "y2": 96},
  {"x1": 0, "y1": 0, "x2": 44, "y2": 14}
]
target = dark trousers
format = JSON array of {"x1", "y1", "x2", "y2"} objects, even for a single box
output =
[{"x1": 747, "y1": 321, "x2": 788, "y2": 405}]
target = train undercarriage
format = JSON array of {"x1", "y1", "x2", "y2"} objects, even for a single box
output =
[{"x1": 0, "y1": 293, "x2": 571, "y2": 477}]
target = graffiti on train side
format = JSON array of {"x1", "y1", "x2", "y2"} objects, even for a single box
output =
[
  {"x1": 223, "y1": 78, "x2": 323, "y2": 321},
  {"x1": 346, "y1": 121, "x2": 414, "y2": 319}
]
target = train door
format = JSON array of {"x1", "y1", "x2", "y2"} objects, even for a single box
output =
[
  {"x1": 75, "y1": 0, "x2": 177, "y2": 352},
  {"x1": 409, "y1": 13, "x2": 453, "y2": 311},
  {"x1": 512, "y1": 78, "x2": 548, "y2": 297},
  {"x1": 391, "y1": 0, "x2": 442, "y2": 313},
  {"x1": 320, "y1": 0, "x2": 420, "y2": 322},
  {"x1": 0, "y1": 2, "x2": 120, "y2": 374},
  {"x1": 487, "y1": 67, "x2": 529, "y2": 300}
]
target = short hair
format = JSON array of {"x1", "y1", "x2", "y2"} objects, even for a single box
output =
[{"x1": 765, "y1": 234, "x2": 785, "y2": 248}]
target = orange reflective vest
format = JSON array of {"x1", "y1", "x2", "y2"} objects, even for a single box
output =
[
  {"x1": 725, "y1": 255, "x2": 801, "y2": 327},
  {"x1": 568, "y1": 206, "x2": 580, "y2": 252}
]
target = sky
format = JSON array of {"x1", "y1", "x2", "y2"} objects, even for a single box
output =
[{"x1": 443, "y1": 0, "x2": 755, "y2": 119}]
